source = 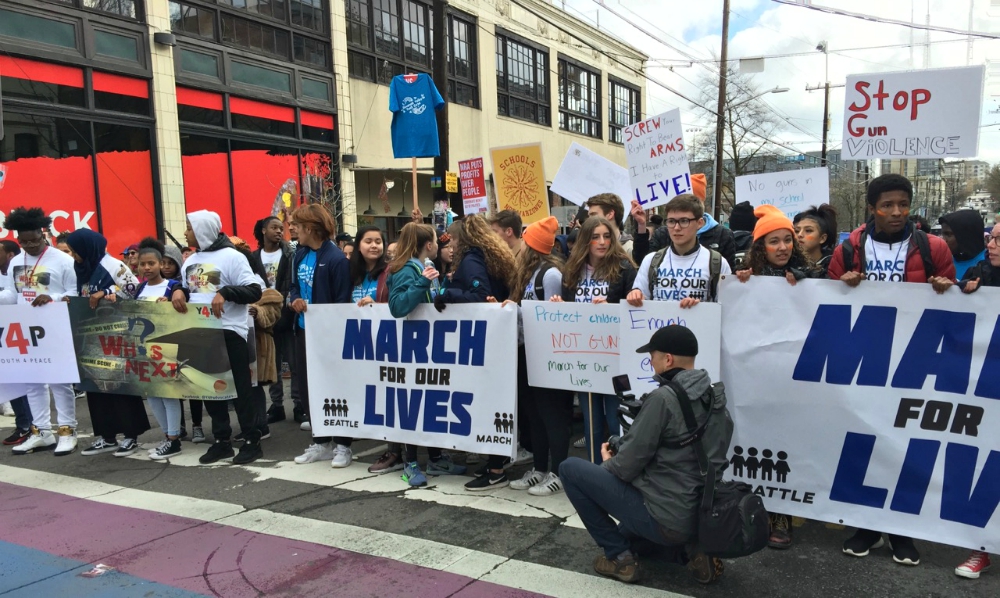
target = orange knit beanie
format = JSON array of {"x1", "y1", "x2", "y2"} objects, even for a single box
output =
[
  {"x1": 752, "y1": 205, "x2": 794, "y2": 242},
  {"x1": 523, "y1": 216, "x2": 559, "y2": 255}
]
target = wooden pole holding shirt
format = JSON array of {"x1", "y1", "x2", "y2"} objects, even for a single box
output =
[
  {"x1": 412, "y1": 157, "x2": 419, "y2": 213},
  {"x1": 432, "y1": 0, "x2": 454, "y2": 216}
]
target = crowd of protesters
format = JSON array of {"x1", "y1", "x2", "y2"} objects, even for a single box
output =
[{"x1": 1, "y1": 171, "x2": 999, "y2": 583}]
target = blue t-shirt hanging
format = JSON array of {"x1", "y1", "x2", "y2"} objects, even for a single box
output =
[{"x1": 389, "y1": 73, "x2": 445, "y2": 159}]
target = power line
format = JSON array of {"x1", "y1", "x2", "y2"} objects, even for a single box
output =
[{"x1": 771, "y1": 0, "x2": 1000, "y2": 39}]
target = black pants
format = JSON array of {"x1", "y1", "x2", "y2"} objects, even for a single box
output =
[
  {"x1": 269, "y1": 329, "x2": 301, "y2": 407},
  {"x1": 296, "y1": 329, "x2": 351, "y2": 447},
  {"x1": 520, "y1": 343, "x2": 573, "y2": 472},
  {"x1": 203, "y1": 330, "x2": 260, "y2": 443},
  {"x1": 88, "y1": 392, "x2": 150, "y2": 441},
  {"x1": 405, "y1": 445, "x2": 442, "y2": 463}
]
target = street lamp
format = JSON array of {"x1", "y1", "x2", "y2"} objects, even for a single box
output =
[{"x1": 711, "y1": 86, "x2": 789, "y2": 219}]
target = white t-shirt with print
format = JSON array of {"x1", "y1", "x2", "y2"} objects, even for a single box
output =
[
  {"x1": 864, "y1": 236, "x2": 909, "y2": 283},
  {"x1": 181, "y1": 247, "x2": 258, "y2": 338},
  {"x1": 574, "y1": 265, "x2": 610, "y2": 303},
  {"x1": 633, "y1": 246, "x2": 732, "y2": 301},
  {"x1": 138, "y1": 280, "x2": 170, "y2": 301},
  {"x1": 8, "y1": 247, "x2": 77, "y2": 304},
  {"x1": 260, "y1": 249, "x2": 281, "y2": 289}
]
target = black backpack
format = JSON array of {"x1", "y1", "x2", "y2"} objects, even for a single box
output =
[
  {"x1": 732, "y1": 231, "x2": 754, "y2": 271},
  {"x1": 667, "y1": 381, "x2": 769, "y2": 559},
  {"x1": 646, "y1": 248, "x2": 723, "y2": 301},
  {"x1": 840, "y1": 227, "x2": 934, "y2": 280}
]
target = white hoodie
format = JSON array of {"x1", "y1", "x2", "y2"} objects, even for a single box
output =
[{"x1": 181, "y1": 210, "x2": 259, "y2": 339}]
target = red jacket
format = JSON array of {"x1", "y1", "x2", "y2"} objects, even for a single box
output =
[{"x1": 827, "y1": 224, "x2": 955, "y2": 283}]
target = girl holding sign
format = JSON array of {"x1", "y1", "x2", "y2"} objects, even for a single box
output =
[{"x1": 553, "y1": 216, "x2": 637, "y2": 464}]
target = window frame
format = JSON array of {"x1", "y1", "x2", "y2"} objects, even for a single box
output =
[
  {"x1": 608, "y1": 76, "x2": 640, "y2": 145},
  {"x1": 557, "y1": 54, "x2": 601, "y2": 139},
  {"x1": 495, "y1": 29, "x2": 550, "y2": 127}
]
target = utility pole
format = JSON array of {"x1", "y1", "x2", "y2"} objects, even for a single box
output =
[
  {"x1": 807, "y1": 41, "x2": 842, "y2": 169},
  {"x1": 432, "y1": 0, "x2": 455, "y2": 216},
  {"x1": 712, "y1": 0, "x2": 730, "y2": 221}
]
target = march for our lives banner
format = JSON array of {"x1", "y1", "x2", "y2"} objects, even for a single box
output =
[
  {"x1": 0, "y1": 303, "x2": 79, "y2": 385},
  {"x1": 68, "y1": 298, "x2": 237, "y2": 400},
  {"x1": 720, "y1": 277, "x2": 1000, "y2": 552},
  {"x1": 305, "y1": 304, "x2": 518, "y2": 457}
]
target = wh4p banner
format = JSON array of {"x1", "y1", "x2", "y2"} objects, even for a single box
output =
[
  {"x1": 0, "y1": 303, "x2": 79, "y2": 384},
  {"x1": 720, "y1": 277, "x2": 1000, "y2": 552},
  {"x1": 305, "y1": 304, "x2": 518, "y2": 457}
]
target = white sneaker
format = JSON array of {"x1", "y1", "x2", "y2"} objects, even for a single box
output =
[
  {"x1": 510, "y1": 468, "x2": 544, "y2": 491},
  {"x1": 331, "y1": 444, "x2": 353, "y2": 468},
  {"x1": 514, "y1": 446, "x2": 533, "y2": 465},
  {"x1": 573, "y1": 437, "x2": 586, "y2": 449},
  {"x1": 0, "y1": 402, "x2": 13, "y2": 416},
  {"x1": 54, "y1": 426, "x2": 77, "y2": 456},
  {"x1": 300, "y1": 421, "x2": 312, "y2": 432},
  {"x1": 147, "y1": 439, "x2": 171, "y2": 456},
  {"x1": 12, "y1": 428, "x2": 56, "y2": 454},
  {"x1": 528, "y1": 472, "x2": 564, "y2": 496},
  {"x1": 294, "y1": 442, "x2": 333, "y2": 464}
]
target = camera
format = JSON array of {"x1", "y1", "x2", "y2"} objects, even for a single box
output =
[{"x1": 607, "y1": 374, "x2": 648, "y2": 456}]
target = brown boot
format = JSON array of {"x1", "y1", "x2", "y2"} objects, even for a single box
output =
[
  {"x1": 593, "y1": 552, "x2": 642, "y2": 583},
  {"x1": 687, "y1": 552, "x2": 724, "y2": 584}
]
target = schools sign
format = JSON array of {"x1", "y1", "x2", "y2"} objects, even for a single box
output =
[
  {"x1": 305, "y1": 304, "x2": 518, "y2": 457},
  {"x1": 720, "y1": 277, "x2": 1000, "y2": 552}
]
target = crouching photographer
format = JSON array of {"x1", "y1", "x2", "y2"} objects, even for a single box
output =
[{"x1": 559, "y1": 325, "x2": 734, "y2": 584}]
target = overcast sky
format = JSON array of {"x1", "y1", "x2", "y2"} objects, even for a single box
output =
[{"x1": 559, "y1": 0, "x2": 1000, "y2": 163}]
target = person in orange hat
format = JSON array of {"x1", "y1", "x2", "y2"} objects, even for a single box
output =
[
  {"x1": 502, "y1": 215, "x2": 574, "y2": 496},
  {"x1": 735, "y1": 205, "x2": 819, "y2": 287},
  {"x1": 649, "y1": 174, "x2": 737, "y2": 269}
]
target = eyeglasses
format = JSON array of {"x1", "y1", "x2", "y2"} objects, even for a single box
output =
[
  {"x1": 666, "y1": 218, "x2": 696, "y2": 229},
  {"x1": 988, "y1": 234, "x2": 1000, "y2": 246}
]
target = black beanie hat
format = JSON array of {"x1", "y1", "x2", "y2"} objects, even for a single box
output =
[{"x1": 728, "y1": 201, "x2": 758, "y2": 232}]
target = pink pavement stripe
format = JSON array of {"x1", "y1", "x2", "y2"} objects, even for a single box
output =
[{"x1": 0, "y1": 482, "x2": 549, "y2": 598}]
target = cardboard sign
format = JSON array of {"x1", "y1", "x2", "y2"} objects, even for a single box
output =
[
  {"x1": 550, "y1": 142, "x2": 631, "y2": 207},
  {"x1": 624, "y1": 109, "x2": 692, "y2": 210},
  {"x1": 720, "y1": 277, "x2": 1000, "y2": 552},
  {"x1": 458, "y1": 158, "x2": 489, "y2": 214},
  {"x1": 842, "y1": 65, "x2": 984, "y2": 160},
  {"x1": 305, "y1": 304, "x2": 519, "y2": 457},
  {"x1": 445, "y1": 171, "x2": 459, "y2": 193},
  {"x1": 490, "y1": 143, "x2": 550, "y2": 224},
  {"x1": 735, "y1": 167, "x2": 830, "y2": 220}
]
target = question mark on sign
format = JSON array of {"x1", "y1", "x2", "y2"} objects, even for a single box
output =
[{"x1": 127, "y1": 317, "x2": 156, "y2": 356}]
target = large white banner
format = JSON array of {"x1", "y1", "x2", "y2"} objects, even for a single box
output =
[
  {"x1": 550, "y1": 142, "x2": 631, "y2": 207},
  {"x1": 842, "y1": 65, "x2": 984, "y2": 160},
  {"x1": 619, "y1": 302, "x2": 722, "y2": 393},
  {"x1": 0, "y1": 384, "x2": 30, "y2": 405},
  {"x1": 720, "y1": 277, "x2": 1000, "y2": 552},
  {"x1": 624, "y1": 109, "x2": 692, "y2": 210},
  {"x1": 0, "y1": 303, "x2": 79, "y2": 384},
  {"x1": 735, "y1": 167, "x2": 829, "y2": 220},
  {"x1": 304, "y1": 304, "x2": 518, "y2": 457},
  {"x1": 522, "y1": 301, "x2": 620, "y2": 395}
]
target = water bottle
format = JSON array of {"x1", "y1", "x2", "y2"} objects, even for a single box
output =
[{"x1": 424, "y1": 258, "x2": 441, "y2": 296}]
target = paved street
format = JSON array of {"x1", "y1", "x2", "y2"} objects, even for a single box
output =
[{"x1": 1, "y1": 391, "x2": 999, "y2": 598}]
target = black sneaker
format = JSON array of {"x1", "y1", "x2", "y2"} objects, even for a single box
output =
[
  {"x1": 199, "y1": 441, "x2": 235, "y2": 464},
  {"x1": 267, "y1": 404, "x2": 286, "y2": 423},
  {"x1": 464, "y1": 471, "x2": 509, "y2": 491},
  {"x1": 2, "y1": 428, "x2": 31, "y2": 446},
  {"x1": 260, "y1": 425, "x2": 271, "y2": 440},
  {"x1": 843, "y1": 529, "x2": 884, "y2": 557},
  {"x1": 150, "y1": 438, "x2": 182, "y2": 461},
  {"x1": 178, "y1": 427, "x2": 188, "y2": 440},
  {"x1": 233, "y1": 441, "x2": 262, "y2": 465},
  {"x1": 474, "y1": 458, "x2": 512, "y2": 477},
  {"x1": 888, "y1": 535, "x2": 920, "y2": 566},
  {"x1": 234, "y1": 431, "x2": 246, "y2": 443},
  {"x1": 113, "y1": 438, "x2": 139, "y2": 457},
  {"x1": 293, "y1": 406, "x2": 306, "y2": 423}
]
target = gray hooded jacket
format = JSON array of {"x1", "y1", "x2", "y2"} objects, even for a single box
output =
[{"x1": 602, "y1": 368, "x2": 733, "y2": 538}]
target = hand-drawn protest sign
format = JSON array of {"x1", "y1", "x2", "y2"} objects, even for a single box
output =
[
  {"x1": 624, "y1": 109, "x2": 692, "y2": 210},
  {"x1": 735, "y1": 167, "x2": 830, "y2": 220}
]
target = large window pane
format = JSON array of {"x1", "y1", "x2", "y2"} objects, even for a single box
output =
[
  {"x1": 82, "y1": 0, "x2": 138, "y2": 20},
  {"x1": 496, "y1": 33, "x2": 549, "y2": 125},
  {"x1": 294, "y1": 35, "x2": 329, "y2": 68},
  {"x1": 291, "y1": 0, "x2": 324, "y2": 32},
  {"x1": 94, "y1": 124, "x2": 156, "y2": 255},
  {"x1": 170, "y1": 2, "x2": 215, "y2": 40},
  {"x1": 0, "y1": 9, "x2": 77, "y2": 49},
  {"x1": 230, "y1": 141, "x2": 300, "y2": 240},
  {"x1": 373, "y1": 0, "x2": 399, "y2": 57},
  {"x1": 347, "y1": 0, "x2": 371, "y2": 49},
  {"x1": 231, "y1": 61, "x2": 291, "y2": 92},
  {"x1": 178, "y1": 48, "x2": 220, "y2": 78},
  {"x1": 402, "y1": 0, "x2": 427, "y2": 66},
  {"x1": 94, "y1": 30, "x2": 139, "y2": 61},
  {"x1": 181, "y1": 135, "x2": 234, "y2": 234},
  {"x1": 222, "y1": 14, "x2": 290, "y2": 60}
]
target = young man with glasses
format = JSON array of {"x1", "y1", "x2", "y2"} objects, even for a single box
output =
[{"x1": 627, "y1": 194, "x2": 730, "y2": 308}]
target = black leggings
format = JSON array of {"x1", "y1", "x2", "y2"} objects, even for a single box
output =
[
  {"x1": 296, "y1": 329, "x2": 352, "y2": 447},
  {"x1": 203, "y1": 330, "x2": 261, "y2": 443},
  {"x1": 88, "y1": 392, "x2": 151, "y2": 441}
]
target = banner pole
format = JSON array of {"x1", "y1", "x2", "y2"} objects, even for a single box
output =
[
  {"x1": 411, "y1": 157, "x2": 419, "y2": 213},
  {"x1": 588, "y1": 392, "x2": 595, "y2": 464}
]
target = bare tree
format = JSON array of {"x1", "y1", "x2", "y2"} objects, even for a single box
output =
[
  {"x1": 830, "y1": 171, "x2": 868, "y2": 231},
  {"x1": 692, "y1": 66, "x2": 783, "y2": 214}
]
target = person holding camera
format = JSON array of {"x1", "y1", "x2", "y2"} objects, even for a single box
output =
[{"x1": 559, "y1": 326, "x2": 733, "y2": 584}]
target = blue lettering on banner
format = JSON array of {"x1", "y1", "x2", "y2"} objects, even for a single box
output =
[
  {"x1": 793, "y1": 305, "x2": 1000, "y2": 399},
  {"x1": 342, "y1": 319, "x2": 487, "y2": 365},
  {"x1": 830, "y1": 432, "x2": 1000, "y2": 528},
  {"x1": 362, "y1": 384, "x2": 473, "y2": 436}
]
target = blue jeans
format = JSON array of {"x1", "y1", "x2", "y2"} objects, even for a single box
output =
[
  {"x1": 580, "y1": 393, "x2": 620, "y2": 464},
  {"x1": 10, "y1": 396, "x2": 32, "y2": 431},
  {"x1": 560, "y1": 457, "x2": 688, "y2": 559}
]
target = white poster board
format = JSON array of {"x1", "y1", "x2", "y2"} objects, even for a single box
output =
[
  {"x1": 624, "y1": 109, "x2": 692, "y2": 210},
  {"x1": 619, "y1": 301, "x2": 722, "y2": 393},
  {"x1": 521, "y1": 301, "x2": 620, "y2": 395},
  {"x1": 735, "y1": 167, "x2": 830, "y2": 219},
  {"x1": 720, "y1": 276, "x2": 1000, "y2": 552},
  {"x1": 305, "y1": 304, "x2": 518, "y2": 457},
  {"x1": 0, "y1": 384, "x2": 30, "y2": 405},
  {"x1": 551, "y1": 143, "x2": 632, "y2": 207},
  {"x1": 842, "y1": 65, "x2": 984, "y2": 160},
  {"x1": 0, "y1": 303, "x2": 80, "y2": 384}
]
